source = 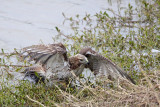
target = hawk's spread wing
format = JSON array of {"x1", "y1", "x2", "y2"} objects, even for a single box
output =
[
  {"x1": 22, "y1": 43, "x2": 68, "y2": 65},
  {"x1": 21, "y1": 43, "x2": 69, "y2": 76},
  {"x1": 79, "y1": 48, "x2": 135, "y2": 84}
]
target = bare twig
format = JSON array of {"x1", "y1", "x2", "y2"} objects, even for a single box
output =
[
  {"x1": 0, "y1": 64, "x2": 29, "y2": 68},
  {"x1": 26, "y1": 95, "x2": 46, "y2": 107}
]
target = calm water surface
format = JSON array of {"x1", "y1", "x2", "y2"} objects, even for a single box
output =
[{"x1": 0, "y1": 0, "x2": 136, "y2": 52}]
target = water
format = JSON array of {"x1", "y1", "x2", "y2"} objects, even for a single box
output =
[{"x1": 0, "y1": 0, "x2": 137, "y2": 52}]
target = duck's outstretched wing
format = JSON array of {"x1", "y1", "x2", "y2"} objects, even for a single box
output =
[{"x1": 79, "y1": 48, "x2": 135, "y2": 84}]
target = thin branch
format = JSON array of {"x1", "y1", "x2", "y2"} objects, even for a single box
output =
[
  {"x1": 0, "y1": 64, "x2": 29, "y2": 67},
  {"x1": 0, "y1": 52, "x2": 18, "y2": 56},
  {"x1": 26, "y1": 95, "x2": 46, "y2": 107}
]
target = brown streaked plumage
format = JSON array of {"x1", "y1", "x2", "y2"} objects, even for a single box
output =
[
  {"x1": 22, "y1": 65, "x2": 46, "y2": 83},
  {"x1": 22, "y1": 43, "x2": 68, "y2": 65},
  {"x1": 79, "y1": 47, "x2": 136, "y2": 84},
  {"x1": 69, "y1": 54, "x2": 88, "y2": 70},
  {"x1": 21, "y1": 43, "x2": 88, "y2": 83}
]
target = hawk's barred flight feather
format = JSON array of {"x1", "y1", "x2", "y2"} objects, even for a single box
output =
[{"x1": 79, "y1": 47, "x2": 136, "y2": 84}]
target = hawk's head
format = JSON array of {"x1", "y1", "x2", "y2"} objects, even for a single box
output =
[{"x1": 69, "y1": 54, "x2": 88, "y2": 70}]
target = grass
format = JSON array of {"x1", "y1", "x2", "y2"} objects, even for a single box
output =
[
  {"x1": 0, "y1": 70, "x2": 160, "y2": 106},
  {"x1": 0, "y1": 0, "x2": 160, "y2": 106}
]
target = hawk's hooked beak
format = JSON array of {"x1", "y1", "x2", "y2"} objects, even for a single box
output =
[{"x1": 84, "y1": 57, "x2": 89, "y2": 64}]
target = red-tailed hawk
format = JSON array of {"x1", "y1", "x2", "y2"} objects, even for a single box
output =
[
  {"x1": 21, "y1": 43, "x2": 135, "y2": 85},
  {"x1": 79, "y1": 47, "x2": 136, "y2": 84},
  {"x1": 21, "y1": 43, "x2": 88, "y2": 84}
]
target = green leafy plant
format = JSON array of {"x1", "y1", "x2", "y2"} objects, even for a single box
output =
[{"x1": 0, "y1": 0, "x2": 160, "y2": 106}]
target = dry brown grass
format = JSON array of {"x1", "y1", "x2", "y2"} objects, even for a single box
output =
[{"x1": 51, "y1": 70, "x2": 160, "y2": 107}]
